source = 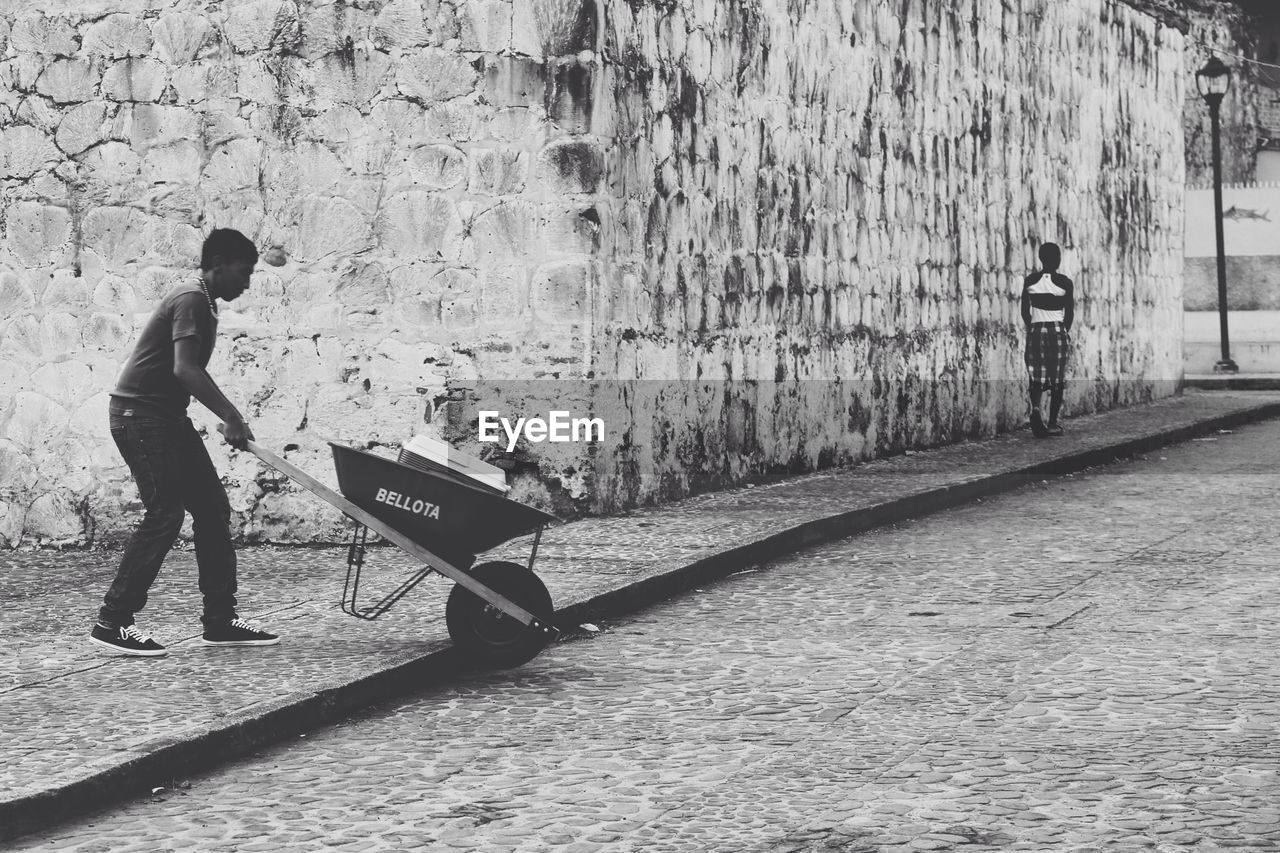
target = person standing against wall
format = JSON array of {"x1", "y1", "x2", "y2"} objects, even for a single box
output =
[
  {"x1": 1021, "y1": 242, "x2": 1075, "y2": 438},
  {"x1": 90, "y1": 229, "x2": 279, "y2": 656}
]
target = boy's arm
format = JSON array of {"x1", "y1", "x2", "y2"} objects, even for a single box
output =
[
  {"x1": 173, "y1": 336, "x2": 254, "y2": 449},
  {"x1": 1062, "y1": 276, "x2": 1075, "y2": 332},
  {"x1": 1020, "y1": 277, "x2": 1032, "y2": 327}
]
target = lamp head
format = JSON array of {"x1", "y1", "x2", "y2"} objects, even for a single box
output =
[{"x1": 1197, "y1": 56, "x2": 1231, "y2": 105}]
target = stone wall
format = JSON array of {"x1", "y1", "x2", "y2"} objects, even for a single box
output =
[
  {"x1": 0, "y1": 0, "x2": 603, "y2": 545},
  {"x1": 0, "y1": 0, "x2": 1188, "y2": 546},
  {"x1": 587, "y1": 0, "x2": 1188, "y2": 509}
]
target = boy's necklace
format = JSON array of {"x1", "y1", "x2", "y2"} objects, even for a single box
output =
[{"x1": 198, "y1": 277, "x2": 217, "y2": 314}]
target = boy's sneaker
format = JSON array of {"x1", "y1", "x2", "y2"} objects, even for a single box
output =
[
  {"x1": 90, "y1": 623, "x2": 167, "y2": 657},
  {"x1": 202, "y1": 618, "x2": 280, "y2": 647},
  {"x1": 1045, "y1": 422, "x2": 1065, "y2": 436}
]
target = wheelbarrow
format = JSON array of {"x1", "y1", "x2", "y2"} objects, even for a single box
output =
[{"x1": 243, "y1": 439, "x2": 561, "y2": 668}]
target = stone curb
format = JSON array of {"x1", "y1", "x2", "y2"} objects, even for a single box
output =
[
  {"x1": 4, "y1": 397, "x2": 1280, "y2": 843},
  {"x1": 1185, "y1": 375, "x2": 1280, "y2": 391}
]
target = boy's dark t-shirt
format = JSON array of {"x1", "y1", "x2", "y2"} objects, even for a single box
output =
[{"x1": 109, "y1": 279, "x2": 218, "y2": 422}]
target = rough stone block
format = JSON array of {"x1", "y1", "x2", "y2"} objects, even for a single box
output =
[
  {"x1": 4, "y1": 391, "x2": 68, "y2": 451},
  {"x1": 370, "y1": 97, "x2": 427, "y2": 140},
  {"x1": 29, "y1": 359, "x2": 92, "y2": 407},
  {"x1": 469, "y1": 148, "x2": 529, "y2": 195},
  {"x1": 225, "y1": 0, "x2": 302, "y2": 54},
  {"x1": 81, "y1": 206, "x2": 150, "y2": 271},
  {"x1": 535, "y1": 138, "x2": 603, "y2": 194},
  {"x1": 460, "y1": 0, "x2": 513, "y2": 53},
  {"x1": 35, "y1": 58, "x2": 99, "y2": 103},
  {"x1": 15, "y1": 95, "x2": 61, "y2": 134},
  {"x1": 388, "y1": 262, "x2": 445, "y2": 327},
  {"x1": 138, "y1": 218, "x2": 202, "y2": 267},
  {"x1": 396, "y1": 48, "x2": 481, "y2": 102},
  {"x1": 531, "y1": 259, "x2": 590, "y2": 321},
  {"x1": 480, "y1": 265, "x2": 530, "y2": 324},
  {"x1": 510, "y1": 0, "x2": 541, "y2": 57},
  {"x1": 124, "y1": 104, "x2": 201, "y2": 152},
  {"x1": 423, "y1": 100, "x2": 483, "y2": 140},
  {"x1": 367, "y1": 335, "x2": 451, "y2": 393},
  {"x1": 540, "y1": 205, "x2": 597, "y2": 256},
  {"x1": 467, "y1": 201, "x2": 539, "y2": 264},
  {"x1": 102, "y1": 58, "x2": 168, "y2": 102},
  {"x1": 6, "y1": 54, "x2": 45, "y2": 93},
  {"x1": 152, "y1": 12, "x2": 213, "y2": 64},
  {"x1": 90, "y1": 274, "x2": 139, "y2": 315},
  {"x1": 482, "y1": 54, "x2": 549, "y2": 108},
  {"x1": 297, "y1": 3, "x2": 359, "y2": 59},
  {"x1": 54, "y1": 100, "x2": 111, "y2": 155},
  {"x1": 433, "y1": 267, "x2": 480, "y2": 330},
  {"x1": 0, "y1": 270, "x2": 36, "y2": 316},
  {"x1": 293, "y1": 195, "x2": 373, "y2": 262},
  {"x1": 77, "y1": 141, "x2": 144, "y2": 206},
  {"x1": 235, "y1": 56, "x2": 280, "y2": 105},
  {"x1": 1, "y1": 124, "x2": 61, "y2": 178},
  {"x1": 311, "y1": 50, "x2": 394, "y2": 107},
  {"x1": 39, "y1": 267, "x2": 88, "y2": 312},
  {"x1": 376, "y1": 191, "x2": 464, "y2": 261},
  {"x1": 9, "y1": 12, "x2": 78, "y2": 55},
  {"x1": 4, "y1": 201, "x2": 72, "y2": 267},
  {"x1": 0, "y1": 500, "x2": 26, "y2": 548},
  {"x1": 403, "y1": 144, "x2": 468, "y2": 190},
  {"x1": 373, "y1": 0, "x2": 433, "y2": 48},
  {"x1": 24, "y1": 492, "x2": 82, "y2": 545},
  {"x1": 333, "y1": 257, "x2": 391, "y2": 312},
  {"x1": 486, "y1": 106, "x2": 538, "y2": 141},
  {"x1": 82, "y1": 14, "x2": 153, "y2": 59},
  {"x1": 168, "y1": 62, "x2": 210, "y2": 103},
  {"x1": 200, "y1": 138, "x2": 262, "y2": 195}
]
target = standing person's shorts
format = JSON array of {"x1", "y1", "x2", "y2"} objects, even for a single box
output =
[{"x1": 1025, "y1": 322, "x2": 1070, "y2": 388}]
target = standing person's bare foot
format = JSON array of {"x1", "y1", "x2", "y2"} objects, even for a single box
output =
[{"x1": 1030, "y1": 408, "x2": 1049, "y2": 438}]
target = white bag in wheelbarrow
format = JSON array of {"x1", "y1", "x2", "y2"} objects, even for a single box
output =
[{"x1": 399, "y1": 434, "x2": 510, "y2": 495}]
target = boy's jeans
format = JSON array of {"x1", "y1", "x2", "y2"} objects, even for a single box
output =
[{"x1": 98, "y1": 414, "x2": 238, "y2": 628}]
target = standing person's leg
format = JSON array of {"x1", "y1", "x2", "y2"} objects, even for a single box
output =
[
  {"x1": 178, "y1": 420, "x2": 280, "y2": 646},
  {"x1": 1047, "y1": 384, "x2": 1065, "y2": 431},
  {"x1": 1047, "y1": 327, "x2": 1069, "y2": 434},
  {"x1": 93, "y1": 417, "x2": 184, "y2": 655},
  {"x1": 175, "y1": 420, "x2": 239, "y2": 627},
  {"x1": 1025, "y1": 325, "x2": 1049, "y2": 438}
]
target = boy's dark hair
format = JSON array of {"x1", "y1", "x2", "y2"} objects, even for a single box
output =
[
  {"x1": 201, "y1": 228, "x2": 259, "y2": 270},
  {"x1": 1038, "y1": 242, "x2": 1061, "y2": 272}
]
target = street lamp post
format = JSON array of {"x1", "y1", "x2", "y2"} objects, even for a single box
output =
[{"x1": 1197, "y1": 57, "x2": 1238, "y2": 373}]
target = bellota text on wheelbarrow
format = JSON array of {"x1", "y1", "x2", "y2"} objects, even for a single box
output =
[{"x1": 478, "y1": 411, "x2": 605, "y2": 452}]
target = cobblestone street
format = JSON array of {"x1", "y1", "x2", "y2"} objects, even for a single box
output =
[{"x1": 11, "y1": 419, "x2": 1280, "y2": 852}]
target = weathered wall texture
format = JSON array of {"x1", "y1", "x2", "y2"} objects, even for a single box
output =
[
  {"x1": 0, "y1": 0, "x2": 603, "y2": 545},
  {"x1": 1, "y1": 0, "x2": 1187, "y2": 546},
  {"x1": 587, "y1": 0, "x2": 1187, "y2": 509},
  {"x1": 1180, "y1": 1, "x2": 1260, "y2": 185}
]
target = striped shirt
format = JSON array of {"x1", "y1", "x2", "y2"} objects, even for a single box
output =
[{"x1": 1021, "y1": 272, "x2": 1074, "y2": 329}]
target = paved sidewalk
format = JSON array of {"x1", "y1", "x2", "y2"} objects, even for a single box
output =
[{"x1": 3, "y1": 389, "x2": 1279, "y2": 842}]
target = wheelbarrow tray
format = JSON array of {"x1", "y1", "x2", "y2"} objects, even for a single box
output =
[{"x1": 330, "y1": 443, "x2": 555, "y2": 559}]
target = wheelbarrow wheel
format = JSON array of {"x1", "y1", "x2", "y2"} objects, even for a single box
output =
[{"x1": 446, "y1": 561, "x2": 553, "y2": 668}]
